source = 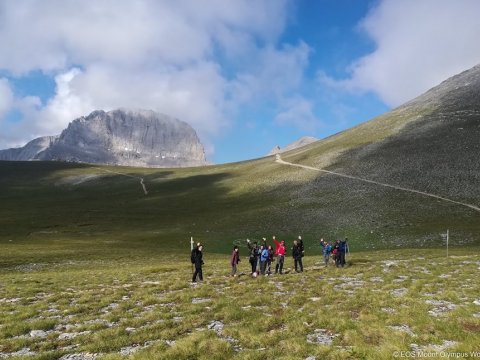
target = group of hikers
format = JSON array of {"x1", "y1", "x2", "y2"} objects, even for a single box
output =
[{"x1": 191, "y1": 236, "x2": 349, "y2": 282}]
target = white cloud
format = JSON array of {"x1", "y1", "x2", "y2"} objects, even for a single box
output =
[
  {"x1": 0, "y1": 0, "x2": 305, "y2": 155},
  {"x1": 319, "y1": 0, "x2": 480, "y2": 107},
  {"x1": 274, "y1": 96, "x2": 320, "y2": 131},
  {"x1": 0, "y1": 0, "x2": 289, "y2": 74},
  {"x1": 0, "y1": 78, "x2": 14, "y2": 117},
  {"x1": 229, "y1": 41, "x2": 311, "y2": 104}
]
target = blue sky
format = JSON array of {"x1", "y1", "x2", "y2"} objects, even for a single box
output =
[{"x1": 1, "y1": 0, "x2": 480, "y2": 164}]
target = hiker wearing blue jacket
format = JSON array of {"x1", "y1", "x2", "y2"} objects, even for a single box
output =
[
  {"x1": 320, "y1": 238, "x2": 332, "y2": 267},
  {"x1": 337, "y1": 238, "x2": 348, "y2": 267},
  {"x1": 260, "y1": 245, "x2": 269, "y2": 275}
]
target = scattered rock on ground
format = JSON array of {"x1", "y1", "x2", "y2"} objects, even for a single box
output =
[
  {"x1": 0, "y1": 347, "x2": 36, "y2": 358},
  {"x1": 59, "y1": 353, "x2": 99, "y2": 360},
  {"x1": 425, "y1": 300, "x2": 457, "y2": 317},
  {"x1": 58, "y1": 331, "x2": 91, "y2": 340},
  {"x1": 391, "y1": 288, "x2": 408, "y2": 297},
  {"x1": 307, "y1": 329, "x2": 337, "y2": 345},
  {"x1": 119, "y1": 345, "x2": 142, "y2": 356},
  {"x1": 29, "y1": 330, "x2": 48, "y2": 338},
  {"x1": 388, "y1": 325, "x2": 416, "y2": 336},
  {"x1": 381, "y1": 307, "x2": 396, "y2": 314},
  {"x1": 382, "y1": 261, "x2": 398, "y2": 272},
  {"x1": 192, "y1": 298, "x2": 211, "y2": 304},
  {"x1": 411, "y1": 340, "x2": 458, "y2": 353},
  {"x1": 208, "y1": 320, "x2": 224, "y2": 334}
]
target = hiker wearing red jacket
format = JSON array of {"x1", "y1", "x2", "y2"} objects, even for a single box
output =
[{"x1": 273, "y1": 235, "x2": 286, "y2": 274}]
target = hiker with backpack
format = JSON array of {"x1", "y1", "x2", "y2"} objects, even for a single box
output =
[
  {"x1": 292, "y1": 239, "x2": 304, "y2": 273},
  {"x1": 320, "y1": 238, "x2": 332, "y2": 267},
  {"x1": 273, "y1": 236, "x2": 286, "y2": 274},
  {"x1": 231, "y1": 245, "x2": 240, "y2": 276},
  {"x1": 259, "y1": 245, "x2": 269, "y2": 275},
  {"x1": 247, "y1": 239, "x2": 259, "y2": 275},
  {"x1": 266, "y1": 245, "x2": 275, "y2": 275},
  {"x1": 338, "y1": 238, "x2": 348, "y2": 267},
  {"x1": 191, "y1": 244, "x2": 204, "y2": 283},
  {"x1": 332, "y1": 240, "x2": 340, "y2": 265}
]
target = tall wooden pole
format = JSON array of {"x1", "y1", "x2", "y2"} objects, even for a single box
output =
[{"x1": 446, "y1": 229, "x2": 449, "y2": 259}]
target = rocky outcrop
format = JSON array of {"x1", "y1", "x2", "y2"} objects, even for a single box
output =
[
  {"x1": 1, "y1": 109, "x2": 207, "y2": 168},
  {"x1": 0, "y1": 136, "x2": 57, "y2": 161},
  {"x1": 267, "y1": 136, "x2": 317, "y2": 156}
]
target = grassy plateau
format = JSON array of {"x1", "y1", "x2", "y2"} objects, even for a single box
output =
[
  {"x1": 1, "y1": 65, "x2": 480, "y2": 358},
  {"x1": 0, "y1": 158, "x2": 479, "y2": 360}
]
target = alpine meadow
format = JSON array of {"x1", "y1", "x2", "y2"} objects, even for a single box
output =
[{"x1": 1, "y1": 64, "x2": 480, "y2": 359}]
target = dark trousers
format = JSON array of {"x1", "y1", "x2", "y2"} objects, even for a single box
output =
[
  {"x1": 249, "y1": 258, "x2": 257, "y2": 273},
  {"x1": 192, "y1": 265, "x2": 203, "y2": 282},
  {"x1": 294, "y1": 257, "x2": 303, "y2": 272},
  {"x1": 267, "y1": 260, "x2": 272, "y2": 274},
  {"x1": 337, "y1": 252, "x2": 346, "y2": 267},
  {"x1": 275, "y1": 256, "x2": 284, "y2": 274},
  {"x1": 260, "y1": 261, "x2": 267, "y2": 275}
]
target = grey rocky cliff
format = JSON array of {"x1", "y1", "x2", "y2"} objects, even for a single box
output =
[
  {"x1": 0, "y1": 136, "x2": 58, "y2": 161},
  {"x1": 267, "y1": 136, "x2": 318, "y2": 156},
  {"x1": 1, "y1": 109, "x2": 207, "y2": 168}
]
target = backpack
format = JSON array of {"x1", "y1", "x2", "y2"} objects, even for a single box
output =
[
  {"x1": 261, "y1": 249, "x2": 269, "y2": 262},
  {"x1": 191, "y1": 249, "x2": 197, "y2": 264}
]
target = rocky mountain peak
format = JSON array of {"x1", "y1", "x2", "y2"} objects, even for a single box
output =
[
  {"x1": 267, "y1": 136, "x2": 318, "y2": 156},
  {"x1": 0, "y1": 109, "x2": 207, "y2": 168}
]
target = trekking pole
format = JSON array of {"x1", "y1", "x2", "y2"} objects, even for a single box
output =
[
  {"x1": 190, "y1": 236, "x2": 194, "y2": 275},
  {"x1": 446, "y1": 229, "x2": 449, "y2": 259},
  {"x1": 346, "y1": 241, "x2": 349, "y2": 265}
]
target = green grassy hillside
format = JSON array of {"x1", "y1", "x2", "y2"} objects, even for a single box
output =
[
  {"x1": 1, "y1": 65, "x2": 480, "y2": 262},
  {"x1": 1, "y1": 65, "x2": 480, "y2": 360}
]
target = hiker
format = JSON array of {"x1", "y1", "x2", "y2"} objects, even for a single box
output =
[
  {"x1": 191, "y1": 244, "x2": 204, "y2": 282},
  {"x1": 231, "y1": 245, "x2": 240, "y2": 276},
  {"x1": 338, "y1": 238, "x2": 348, "y2": 267},
  {"x1": 258, "y1": 237, "x2": 267, "y2": 271},
  {"x1": 273, "y1": 236, "x2": 286, "y2": 274},
  {"x1": 247, "y1": 239, "x2": 259, "y2": 275},
  {"x1": 260, "y1": 245, "x2": 269, "y2": 275},
  {"x1": 320, "y1": 238, "x2": 332, "y2": 267},
  {"x1": 267, "y1": 245, "x2": 275, "y2": 275},
  {"x1": 298, "y1": 235, "x2": 305, "y2": 258},
  {"x1": 292, "y1": 240, "x2": 304, "y2": 272},
  {"x1": 333, "y1": 240, "x2": 340, "y2": 266}
]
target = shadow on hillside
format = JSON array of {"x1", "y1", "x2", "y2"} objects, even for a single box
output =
[{"x1": 145, "y1": 172, "x2": 231, "y2": 198}]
